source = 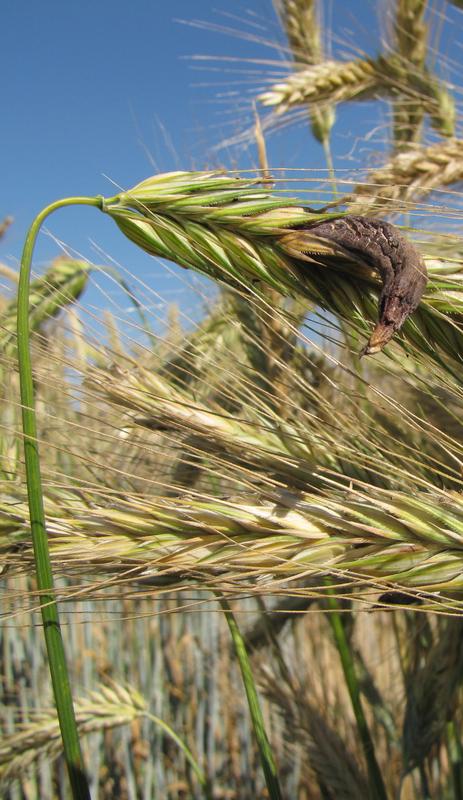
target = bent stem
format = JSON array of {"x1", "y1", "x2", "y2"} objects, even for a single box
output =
[
  {"x1": 215, "y1": 593, "x2": 283, "y2": 800},
  {"x1": 17, "y1": 196, "x2": 103, "y2": 800}
]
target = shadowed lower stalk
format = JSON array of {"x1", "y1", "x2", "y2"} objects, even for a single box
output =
[
  {"x1": 215, "y1": 593, "x2": 283, "y2": 800},
  {"x1": 17, "y1": 196, "x2": 103, "y2": 800},
  {"x1": 324, "y1": 586, "x2": 388, "y2": 800}
]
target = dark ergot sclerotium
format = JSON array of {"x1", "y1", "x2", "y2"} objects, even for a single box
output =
[{"x1": 281, "y1": 216, "x2": 428, "y2": 355}]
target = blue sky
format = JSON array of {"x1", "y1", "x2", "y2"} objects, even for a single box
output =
[
  {"x1": 2, "y1": 0, "x2": 303, "y2": 337},
  {"x1": 2, "y1": 0, "x2": 461, "y2": 342}
]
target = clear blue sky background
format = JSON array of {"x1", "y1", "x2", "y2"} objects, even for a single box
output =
[{"x1": 2, "y1": 0, "x2": 461, "y2": 341}]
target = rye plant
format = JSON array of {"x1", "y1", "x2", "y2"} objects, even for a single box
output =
[
  {"x1": 14, "y1": 172, "x2": 463, "y2": 798},
  {"x1": 6, "y1": 1, "x2": 463, "y2": 797}
]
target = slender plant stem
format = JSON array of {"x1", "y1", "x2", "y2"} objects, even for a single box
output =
[
  {"x1": 17, "y1": 195, "x2": 103, "y2": 800},
  {"x1": 325, "y1": 589, "x2": 388, "y2": 800},
  {"x1": 322, "y1": 135, "x2": 338, "y2": 198},
  {"x1": 215, "y1": 593, "x2": 283, "y2": 800}
]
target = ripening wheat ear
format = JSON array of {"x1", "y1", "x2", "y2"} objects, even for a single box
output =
[
  {"x1": 274, "y1": 0, "x2": 323, "y2": 63},
  {"x1": 13, "y1": 172, "x2": 457, "y2": 368},
  {"x1": 14, "y1": 172, "x2": 463, "y2": 610},
  {"x1": 274, "y1": 0, "x2": 335, "y2": 145},
  {"x1": 0, "y1": 257, "x2": 92, "y2": 358},
  {"x1": 391, "y1": 0, "x2": 428, "y2": 149},
  {"x1": 263, "y1": 0, "x2": 455, "y2": 148},
  {"x1": 347, "y1": 138, "x2": 463, "y2": 215},
  {"x1": 259, "y1": 57, "x2": 379, "y2": 112},
  {"x1": 5, "y1": 479, "x2": 463, "y2": 603},
  {"x1": 402, "y1": 620, "x2": 463, "y2": 772},
  {"x1": 0, "y1": 679, "x2": 206, "y2": 793},
  {"x1": 0, "y1": 682, "x2": 146, "y2": 787},
  {"x1": 260, "y1": 668, "x2": 369, "y2": 799},
  {"x1": 103, "y1": 170, "x2": 463, "y2": 365},
  {"x1": 258, "y1": 54, "x2": 454, "y2": 137}
]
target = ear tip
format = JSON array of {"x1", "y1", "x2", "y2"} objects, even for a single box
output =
[
  {"x1": 361, "y1": 323, "x2": 394, "y2": 356},
  {"x1": 360, "y1": 343, "x2": 381, "y2": 357}
]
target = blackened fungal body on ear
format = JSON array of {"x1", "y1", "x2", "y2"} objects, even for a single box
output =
[{"x1": 282, "y1": 216, "x2": 428, "y2": 355}]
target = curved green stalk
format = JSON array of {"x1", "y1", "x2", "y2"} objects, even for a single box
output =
[
  {"x1": 215, "y1": 593, "x2": 283, "y2": 800},
  {"x1": 17, "y1": 196, "x2": 103, "y2": 800}
]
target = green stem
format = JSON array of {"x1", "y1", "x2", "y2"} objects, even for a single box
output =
[
  {"x1": 18, "y1": 195, "x2": 103, "y2": 800},
  {"x1": 325, "y1": 589, "x2": 388, "y2": 800},
  {"x1": 215, "y1": 594, "x2": 283, "y2": 800},
  {"x1": 322, "y1": 135, "x2": 338, "y2": 198}
]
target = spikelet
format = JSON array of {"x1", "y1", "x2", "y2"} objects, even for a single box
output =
[
  {"x1": 0, "y1": 683, "x2": 146, "y2": 787},
  {"x1": 0, "y1": 257, "x2": 92, "y2": 358},
  {"x1": 105, "y1": 170, "x2": 463, "y2": 364},
  {"x1": 391, "y1": 0, "x2": 428, "y2": 147},
  {"x1": 259, "y1": 58, "x2": 378, "y2": 113},
  {"x1": 5, "y1": 474, "x2": 463, "y2": 600},
  {"x1": 347, "y1": 138, "x2": 463, "y2": 215},
  {"x1": 403, "y1": 620, "x2": 463, "y2": 771},
  {"x1": 275, "y1": 0, "x2": 335, "y2": 143}
]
